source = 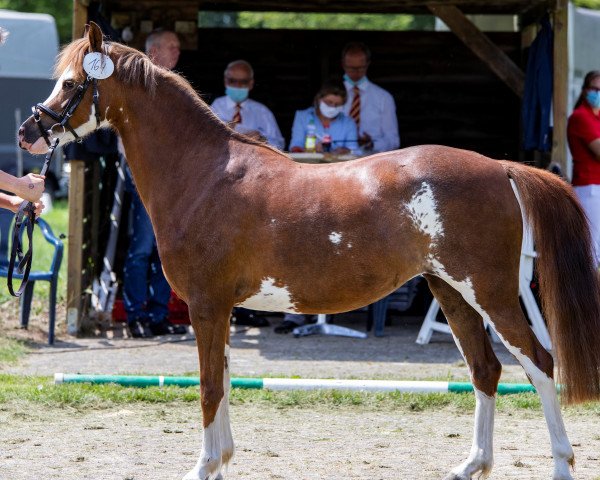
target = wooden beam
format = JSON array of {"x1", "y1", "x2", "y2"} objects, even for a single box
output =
[
  {"x1": 72, "y1": 0, "x2": 88, "y2": 40},
  {"x1": 427, "y1": 3, "x2": 525, "y2": 97},
  {"x1": 66, "y1": 160, "x2": 85, "y2": 336},
  {"x1": 552, "y1": 0, "x2": 569, "y2": 178}
]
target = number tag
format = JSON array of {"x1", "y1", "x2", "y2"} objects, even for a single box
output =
[{"x1": 83, "y1": 52, "x2": 115, "y2": 79}]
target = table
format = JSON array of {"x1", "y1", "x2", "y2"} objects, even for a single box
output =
[{"x1": 288, "y1": 152, "x2": 358, "y2": 164}]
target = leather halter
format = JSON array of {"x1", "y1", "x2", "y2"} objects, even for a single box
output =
[
  {"x1": 33, "y1": 75, "x2": 101, "y2": 145},
  {"x1": 8, "y1": 73, "x2": 101, "y2": 297}
]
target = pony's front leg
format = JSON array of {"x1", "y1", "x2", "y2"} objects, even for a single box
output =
[{"x1": 183, "y1": 305, "x2": 234, "y2": 480}]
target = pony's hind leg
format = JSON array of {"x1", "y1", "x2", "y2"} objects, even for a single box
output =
[
  {"x1": 425, "y1": 275, "x2": 501, "y2": 480},
  {"x1": 183, "y1": 304, "x2": 234, "y2": 480},
  {"x1": 460, "y1": 291, "x2": 574, "y2": 480}
]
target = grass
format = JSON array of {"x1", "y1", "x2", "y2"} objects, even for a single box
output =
[
  {"x1": 2, "y1": 373, "x2": 600, "y2": 414},
  {"x1": 0, "y1": 337, "x2": 27, "y2": 364},
  {"x1": 0, "y1": 199, "x2": 69, "y2": 305}
]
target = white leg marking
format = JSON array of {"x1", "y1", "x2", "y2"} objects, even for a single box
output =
[
  {"x1": 431, "y1": 260, "x2": 573, "y2": 480},
  {"x1": 449, "y1": 389, "x2": 495, "y2": 479},
  {"x1": 184, "y1": 345, "x2": 234, "y2": 480}
]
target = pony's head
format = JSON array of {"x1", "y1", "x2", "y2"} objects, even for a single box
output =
[{"x1": 19, "y1": 22, "x2": 116, "y2": 154}]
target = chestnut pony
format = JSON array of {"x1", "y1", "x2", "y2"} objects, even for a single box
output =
[{"x1": 19, "y1": 23, "x2": 600, "y2": 480}]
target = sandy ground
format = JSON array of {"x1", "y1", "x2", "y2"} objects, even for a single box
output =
[{"x1": 2, "y1": 310, "x2": 600, "y2": 479}]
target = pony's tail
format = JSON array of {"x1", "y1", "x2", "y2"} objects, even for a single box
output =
[{"x1": 501, "y1": 161, "x2": 600, "y2": 404}]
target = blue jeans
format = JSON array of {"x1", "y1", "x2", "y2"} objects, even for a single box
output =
[{"x1": 123, "y1": 188, "x2": 171, "y2": 325}]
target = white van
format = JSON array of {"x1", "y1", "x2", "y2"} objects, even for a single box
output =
[{"x1": 0, "y1": 9, "x2": 67, "y2": 197}]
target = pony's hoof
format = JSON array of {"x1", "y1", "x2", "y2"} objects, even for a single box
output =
[
  {"x1": 182, "y1": 472, "x2": 223, "y2": 480},
  {"x1": 443, "y1": 475, "x2": 468, "y2": 480}
]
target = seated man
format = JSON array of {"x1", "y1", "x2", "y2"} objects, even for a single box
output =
[{"x1": 211, "y1": 60, "x2": 285, "y2": 150}]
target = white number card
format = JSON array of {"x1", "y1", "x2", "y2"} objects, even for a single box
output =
[{"x1": 83, "y1": 52, "x2": 114, "y2": 79}]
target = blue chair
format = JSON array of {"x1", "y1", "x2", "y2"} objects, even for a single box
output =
[
  {"x1": 367, "y1": 277, "x2": 421, "y2": 337},
  {"x1": 0, "y1": 209, "x2": 64, "y2": 344}
]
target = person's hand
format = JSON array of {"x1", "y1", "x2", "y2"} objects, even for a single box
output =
[
  {"x1": 16, "y1": 173, "x2": 45, "y2": 203},
  {"x1": 358, "y1": 132, "x2": 373, "y2": 150},
  {"x1": 6, "y1": 195, "x2": 45, "y2": 217},
  {"x1": 290, "y1": 146, "x2": 304, "y2": 153}
]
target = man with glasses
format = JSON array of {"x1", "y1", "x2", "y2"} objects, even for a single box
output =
[
  {"x1": 342, "y1": 42, "x2": 399, "y2": 154},
  {"x1": 211, "y1": 60, "x2": 284, "y2": 150}
]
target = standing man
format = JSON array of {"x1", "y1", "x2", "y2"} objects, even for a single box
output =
[
  {"x1": 342, "y1": 42, "x2": 400, "y2": 153},
  {"x1": 211, "y1": 60, "x2": 285, "y2": 150},
  {"x1": 123, "y1": 29, "x2": 186, "y2": 337}
]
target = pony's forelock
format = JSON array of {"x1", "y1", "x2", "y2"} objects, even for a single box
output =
[{"x1": 54, "y1": 38, "x2": 157, "y2": 94}]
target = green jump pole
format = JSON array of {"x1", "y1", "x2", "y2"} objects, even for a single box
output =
[{"x1": 54, "y1": 374, "x2": 541, "y2": 394}]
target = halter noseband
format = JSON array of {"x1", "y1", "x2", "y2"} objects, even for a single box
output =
[{"x1": 32, "y1": 75, "x2": 101, "y2": 146}]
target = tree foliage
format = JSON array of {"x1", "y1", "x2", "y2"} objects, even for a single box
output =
[
  {"x1": 0, "y1": 0, "x2": 72, "y2": 44},
  {"x1": 573, "y1": 0, "x2": 600, "y2": 8}
]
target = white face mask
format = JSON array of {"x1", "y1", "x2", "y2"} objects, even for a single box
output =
[{"x1": 319, "y1": 101, "x2": 343, "y2": 119}]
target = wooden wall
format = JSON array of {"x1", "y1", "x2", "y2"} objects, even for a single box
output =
[{"x1": 179, "y1": 28, "x2": 522, "y2": 159}]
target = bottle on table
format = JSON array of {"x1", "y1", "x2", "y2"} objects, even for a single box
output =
[
  {"x1": 322, "y1": 133, "x2": 332, "y2": 153},
  {"x1": 304, "y1": 118, "x2": 317, "y2": 153}
]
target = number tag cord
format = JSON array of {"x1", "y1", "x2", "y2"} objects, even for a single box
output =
[{"x1": 7, "y1": 138, "x2": 59, "y2": 297}]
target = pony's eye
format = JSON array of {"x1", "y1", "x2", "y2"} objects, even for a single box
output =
[{"x1": 63, "y1": 80, "x2": 75, "y2": 89}]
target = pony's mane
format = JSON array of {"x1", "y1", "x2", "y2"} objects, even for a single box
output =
[{"x1": 56, "y1": 37, "x2": 281, "y2": 153}]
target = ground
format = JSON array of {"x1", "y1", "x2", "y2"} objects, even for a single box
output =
[{"x1": 2, "y1": 308, "x2": 600, "y2": 479}]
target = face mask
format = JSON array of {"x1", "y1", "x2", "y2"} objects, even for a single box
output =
[
  {"x1": 319, "y1": 101, "x2": 343, "y2": 119},
  {"x1": 586, "y1": 90, "x2": 600, "y2": 109},
  {"x1": 343, "y1": 73, "x2": 366, "y2": 87},
  {"x1": 226, "y1": 86, "x2": 249, "y2": 104}
]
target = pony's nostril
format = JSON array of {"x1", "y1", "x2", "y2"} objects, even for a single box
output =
[{"x1": 18, "y1": 126, "x2": 24, "y2": 136}]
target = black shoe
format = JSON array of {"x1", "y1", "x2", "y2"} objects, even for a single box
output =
[
  {"x1": 232, "y1": 311, "x2": 270, "y2": 327},
  {"x1": 128, "y1": 318, "x2": 152, "y2": 338},
  {"x1": 150, "y1": 319, "x2": 188, "y2": 336}
]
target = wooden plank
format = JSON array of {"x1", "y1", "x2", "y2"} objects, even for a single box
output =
[
  {"x1": 427, "y1": 4, "x2": 525, "y2": 97},
  {"x1": 551, "y1": 0, "x2": 569, "y2": 177},
  {"x1": 66, "y1": 160, "x2": 85, "y2": 335},
  {"x1": 72, "y1": 0, "x2": 88, "y2": 40}
]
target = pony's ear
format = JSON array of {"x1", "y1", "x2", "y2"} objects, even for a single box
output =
[{"x1": 87, "y1": 21, "x2": 104, "y2": 53}]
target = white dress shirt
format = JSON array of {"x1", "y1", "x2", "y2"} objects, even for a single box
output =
[
  {"x1": 343, "y1": 78, "x2": 400, "y2": 153},
  {"x1": 211, "y1": 95, "x2": 285, "y2": 150}
]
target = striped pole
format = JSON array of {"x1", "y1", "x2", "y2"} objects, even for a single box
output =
[{"x1": 54, "y1": 374, "x2": 539, "y2": 394}]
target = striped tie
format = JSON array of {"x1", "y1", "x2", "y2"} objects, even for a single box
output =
[
  {"x1": 349, "y1": 86, "x2": 360, "y2": 127},
  {"x1": 232, "y1": 104, "x2": 242, "y2": 124}
]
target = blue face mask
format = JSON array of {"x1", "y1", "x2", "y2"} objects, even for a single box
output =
[
  {"x1": 343, "y1": 73, "x2": 367, "y2": 87},
  {"x1": 586, "y1": 90, "x2": 600, "y2": 109},
  {"x1": 226, "y1": 86, "x2": 249, "y2": 104}
]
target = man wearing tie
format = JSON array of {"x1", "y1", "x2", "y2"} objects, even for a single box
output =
[
  {"x1": 211, "y1": 60, "x2": 285, "y2": 150},
  {"x1": 342, "y1": 42, "x2": 400, "y2": 153}
]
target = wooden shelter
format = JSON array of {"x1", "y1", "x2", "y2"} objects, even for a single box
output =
[{"x1": 67, "y1": 0, "x2": 568, "y2": 333}]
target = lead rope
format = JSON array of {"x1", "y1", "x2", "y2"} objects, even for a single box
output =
[{"x1": 7, "y1": 138, "x2": 59, "y2": 297}]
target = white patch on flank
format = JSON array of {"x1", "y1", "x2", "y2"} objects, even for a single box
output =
[
  {"x1": 432, "y1": 257, "x2": 573, "y2": 479},
  {"x1": 449, "y1": 389, "x2": 495, "y2": 478},
  {"x1": 329, "y1": 232, "x2": 342, "y2": 245},
  {"x1": 405, "y1": 182, "x2": 444, "y2": 244},
  {"x1": 44, "y1": 66, "x2": 73, "y2": 104},
  {"x1": 185, "y1": 345, "x2": 234, "y2": 480},
  {"x1": 347, "y1": 242, "x2": 352, "y2": 249},
  {"x1": 235, "y1": 277, "x2": 299, "y2": 313}
]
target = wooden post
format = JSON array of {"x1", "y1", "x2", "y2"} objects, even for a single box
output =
[
  {"x1": 552, "y1": 0, "x2": 569, "y2": 178},
  {"x1": 66, "y1": 160, "x2": 86, "y2": 335},
  {"x1": 72, "y1": 0, "x2": 88, "y2": 40},
  {"x1": 427, "y1": 4, "x2": 525, "y2": 98}
]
